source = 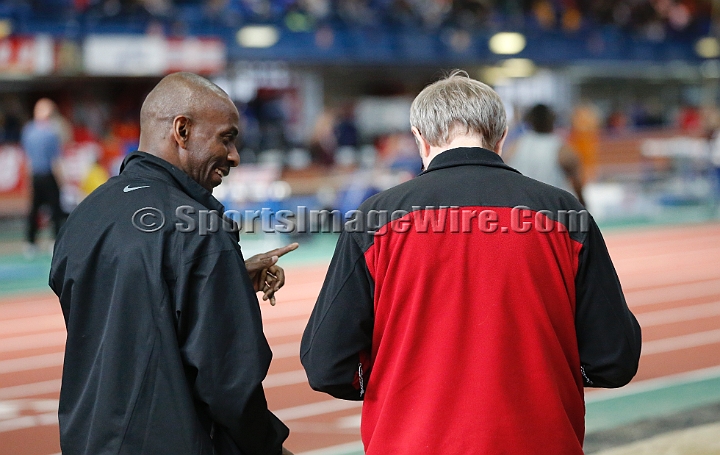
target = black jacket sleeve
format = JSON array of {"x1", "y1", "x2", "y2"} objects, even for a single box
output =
[
  {"x1": 301, "y1": 231, "x2": 375, "y2": 400},
  {"x1": 176, "y1": 248, "x2": 288, "y2": 455},
  {"x1": 575, "y1": 218, "x2": 642, "y2": 388}
]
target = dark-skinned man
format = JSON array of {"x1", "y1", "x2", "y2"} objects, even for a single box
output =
[{"x1": 51, "y1": 72, "x2": 296, "y2": 455}]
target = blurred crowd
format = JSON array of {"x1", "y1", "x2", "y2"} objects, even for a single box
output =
[
  {"x1": 1, "y1": 83, "x2": 720, "y2": 244},
  {"x1": 1, "y1": 78, "x2": 720, "y2": 218},
  {"x1": 2, "y1": 89, "x2": 720, "y2": 174},
  {"x1": 1, "y1": 0, "x2": 711, "y2": 37},
  {"x1": 0, "y1": 92, "x2": 141, "y2": 173}
]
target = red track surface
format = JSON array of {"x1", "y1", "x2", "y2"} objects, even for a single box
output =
[{"x1": 1, "y1": 222, "x2": 719, "y2": 455}]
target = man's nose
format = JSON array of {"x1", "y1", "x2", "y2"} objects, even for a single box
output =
[{"x1": 228, "y1": 146, "x2": 240, "y2": 167}]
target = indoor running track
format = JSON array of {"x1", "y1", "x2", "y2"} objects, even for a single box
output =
[{"x1": 1, "y1": 222, "x2": 720, "y2": 455}]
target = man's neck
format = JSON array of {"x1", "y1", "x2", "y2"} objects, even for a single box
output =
[
  {"x1": 424, "y1": 136, "x2": 490, "y2": 169},
  {"x1": 138, "y1": 138, "x2": 183, "y2": 171}
]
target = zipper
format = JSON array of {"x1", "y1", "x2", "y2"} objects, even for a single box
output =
[{"x1": 358, "y1": 362, "x2": 365, "y2": 397}]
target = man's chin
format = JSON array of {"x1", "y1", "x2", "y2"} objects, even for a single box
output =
[{"x1": 208, "y1": 174, "x2": 223, "y2": 190}]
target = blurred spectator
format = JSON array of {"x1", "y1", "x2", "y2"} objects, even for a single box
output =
[
  {"x1": 336, "y1": 0, "x2": 376, "y2": 26},
  {"x1": 308, "y1": 109, "x2": 336, "y2": 165},
  {"x1": 702, "y1": 105, "x2": 720, "y2": 200},
  {"x1": 299, "y1": 0, "x2": 331, "y2": 22},
  {"x1": 677, "y1": 103, "x2": 703, "y2": 134},
  {"x1": 73, "y1": 96, "x2": 109, "y2": 141},
  {"x1": 449, "y1": 0, "x2": 493, "y2": 28},
  {"x1": 374, "y1": 131, "x2": 422, "y2": 174},
  {"x1": 0, "y1": 96, "x2": 26, "y2": 144},
  {"x1": 334, "y1": 103, "x2": 359, "y2": 149},
  {"x1": 246, "y1": 89, "x2": 291, "y2": 155},
  {"x1": 701, "y1": 104, "x2": 720, "y2": 140},
  {"x1": 21, "y1": 98, "x2": 67, "y2": 257},
  {"x1": 139, "y1": 0, "x2": 172, "y2": 16},
  {"x1": 606, "y1": 106, "x2": 629, "y2": 132},
  {"x1": 631, "y1": 97, "x2": 666, "y2": 127},
  {"x1": 506, "y1": 104, "x2": 585, "y2": 204},
  {"x1": 52, "y1": 105, "x2": 74, "y2": 147},
  {"x1": 568, "y1": 100, "x2": 600, "y2": 181},
  {"x1": 80, "y1": 158, "x2": 110, "y2": 195}
]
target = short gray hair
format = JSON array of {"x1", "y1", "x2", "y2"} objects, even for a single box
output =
[{"x1": 409, "y1": 70, "x2": 507, "y2": 149}]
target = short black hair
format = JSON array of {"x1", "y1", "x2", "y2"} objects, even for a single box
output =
[{"x1": 525, "y1": 104, "x2": 555, "y2": 133}]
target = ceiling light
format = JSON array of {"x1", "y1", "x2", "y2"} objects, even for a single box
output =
[
  {"x1": 0, "y1": 20, "x2": 12, "y2": 39},
  {"x1": 695, "y1": 36, "x2": 720, "y2": 59},
  {"x1": 481, "y1": 67, "x2": 508, "y2": 85},
  {"x1": 237, "y1": 25, "x2": 280, "y2": 48},
  {"x1": 489, "y1": 32, "x2": 526, "y2": 55},
  {"x1": 502, "y1": 58, "x2": 535, "y2": 78}
]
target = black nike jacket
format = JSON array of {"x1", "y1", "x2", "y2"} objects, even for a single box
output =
[{"x1": 50, "y1": 151, "x2": 288, "y2": 455}]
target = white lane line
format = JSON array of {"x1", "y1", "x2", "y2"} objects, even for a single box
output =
[
  {"x1": 608, "y1": 233, "x2": 720, "y2": 257},
  {"x1": 0, "y1": 298, "x2": 57, "y2": 317},
  {"x1": 272, "y1": 341, "x2": 300, "y2": 359},
  {"x1": 0, "y1": 342, "x2": 297, "y2": 378},
  {"x1": 636, "y1": 300, "x2": 720, "y2": 326},
  {"x1": 613, "y1": 248, "x2": 720, "y2": 274},
  {"x1": 607, "y1": 224, "x2": 720, "y2": 241},
  {"x1": 0, "y1": 380, "x2": 61, "y2": 400},
  {"x1": 264, "y1": 370, "x2": 308, "y2": 388},
  {"x1": 264, "y1": 319, "x2": 307, "y2": 338},
  {"x1": 0, "y1": 315, "x2": 65, "y2": 337},
  {"x1": 336, "y1": 414, "x2": 362, "y2": 429},
  {"x1": 0, "y1": 368, "x2": 307, "y2": 399},
  {"x1": 585, "y1": 365, "x2": 720, "y2": 403},
  {"x1": 0, "y1": 331, "x2": 66, "y2": 353},
  {"x1": 642, "y1": 328, "x2": 720, "y2": 355},
  {"x1": 0, "y1": 307, "x2": 59, "y2": 321},
  {"x1": 0, "y1": 352, "x2": 64, "y2": 374},
  {"x1": 0, "y1": 326, "x2": 715, "y2": 377},
  {"x1": 0, "y1": 325, "x2": 297, "y2": 354},
  {"x1": 296, "y1": 441, "x2": 364, "y2": 455},
  {"x1": 261, "y1": 300, "x2": 316, "y2": 321},
  {"x1": 617, "y1": 263, "x2": 720, "y2": 291},
  {"x1": 0, "y1": 411, "x2": 57, "y2": 432},
  {"x1": 3, "y1": 323, "x2": 718, "y2": 377},
  {"x1": 626, "y1": 278, "x2": 720, "y2": 308},
  {"x1": 265, "y1": 282, "x2": 325, "y2": 301},
  {"x1": 274, "y1": 399, "x2": 363, "y2": 421}
]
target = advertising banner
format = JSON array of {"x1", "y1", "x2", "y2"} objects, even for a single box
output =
[
  {"x1": 83, "y1": 35, "x2": 227, "y2": 76},
  {"x1": 0, "y1": 35, "x2": 54, "y2": 75}
]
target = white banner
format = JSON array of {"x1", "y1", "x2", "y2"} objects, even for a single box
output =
[{"x1": 83, "y1": 35, "x2": 226, "y2": 76}]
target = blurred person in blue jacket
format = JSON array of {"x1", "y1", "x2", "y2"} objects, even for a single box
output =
[{"x1": 21, "y1": 98, "x2": 66, "y2": 257}]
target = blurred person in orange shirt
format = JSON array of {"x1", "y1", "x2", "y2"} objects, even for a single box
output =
[{"x1": 568, "y1": 100, "x2": 600, "y2": 182}]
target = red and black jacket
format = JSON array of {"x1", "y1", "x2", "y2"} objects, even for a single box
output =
[{"x1": 301, "y1": 147, "x2": 641, "y2": 455}]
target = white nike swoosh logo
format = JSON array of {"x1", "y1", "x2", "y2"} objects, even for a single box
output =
[{"x1": 123, "y1": 185, "x2": 150, "y2": 193}]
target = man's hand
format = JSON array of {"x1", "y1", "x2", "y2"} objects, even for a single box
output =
[{"x1": 244, "y1": 243, "x2": 299, "y2": 306}]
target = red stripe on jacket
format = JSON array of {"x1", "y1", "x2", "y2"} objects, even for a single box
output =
[{"x1": 362, "y1": 207, "x2": 585, "y2": 455}]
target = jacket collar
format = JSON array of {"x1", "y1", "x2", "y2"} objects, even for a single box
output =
[
  {"x1": 421, "y1": 147, "x2": 520, "y2": 175},
  {"x1": 120, "y1": 151, "x2": 226, "y2": 213}
]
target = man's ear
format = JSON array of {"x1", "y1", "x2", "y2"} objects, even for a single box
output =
[
  {"x1": 172, "y1": 115, "x2": 191, "y2": 148},
  {"x1": 493, "y1": 127, "x2": 509, "y2": 156},
  {"x1": 411, "y1": 126, "x2": 431, "y2": 158}
]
